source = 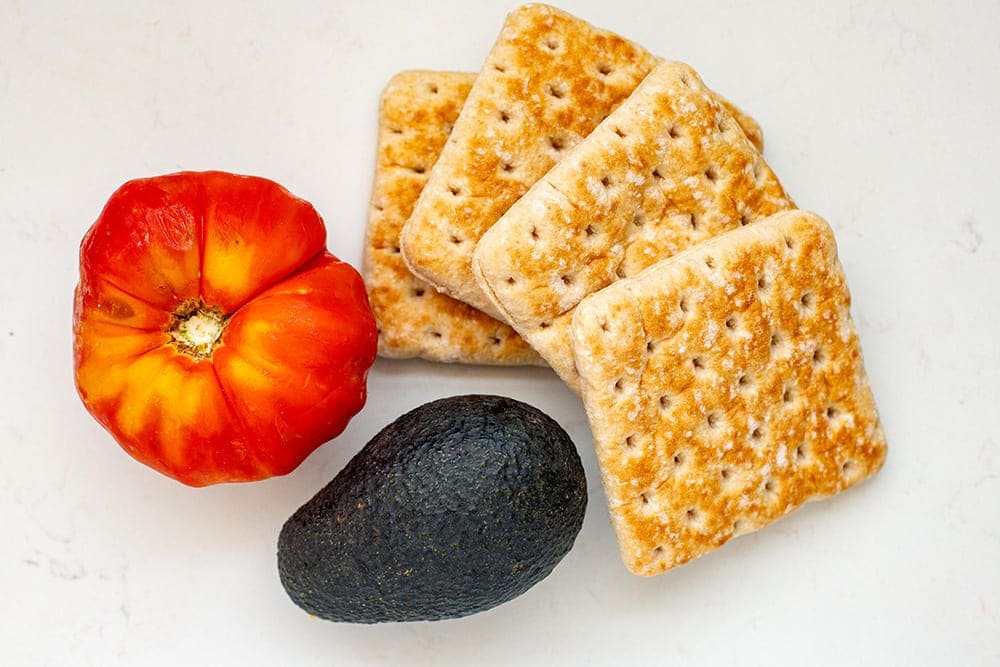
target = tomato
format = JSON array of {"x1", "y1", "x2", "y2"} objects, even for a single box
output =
[{"x1": 73, "y1": 172, "x2": 377, "y2": 486}]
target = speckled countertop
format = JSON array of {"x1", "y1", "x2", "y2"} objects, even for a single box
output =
[{"x1": 1, "y1": 1, "x2": 997, "y2": 664}]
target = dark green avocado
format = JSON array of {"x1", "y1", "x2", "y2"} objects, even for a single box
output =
[{"x1": 277, "y1": 394, "x2": 587, "y2": 623}]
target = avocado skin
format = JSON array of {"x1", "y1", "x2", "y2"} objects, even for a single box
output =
[{"x1": 277, "y1": 394, "x2": 587, "y2": 623}]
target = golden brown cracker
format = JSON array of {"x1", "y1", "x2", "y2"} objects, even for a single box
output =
[
  {"x1": 571, "y1": 210, "x2": 887, "y2": 575},
  {"x1": 474, "y1": 61, "x2": 792, "y2": 390},
  {"x1": 363, "y1": 70, "x2": 542, "y2": 365},
  {"x1": 401, "y1": 5, "x2": 763, "y2": 318}
]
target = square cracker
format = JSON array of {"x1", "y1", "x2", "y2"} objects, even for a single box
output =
[
  {"x1": 473, "y1": 61, "x2": 793, "y2": 392},
  {"x1": 363, "y1": 70, "x2": 542, "y2": 365},
  {"x1": 400, "y1": 4, "x2": 764, "y2": 319},
  {"x1": 571, "y1": 210, "x2": 888, "y2": 575}
]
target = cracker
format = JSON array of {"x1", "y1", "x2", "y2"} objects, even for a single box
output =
[
  {"x1": 571, "y1": 210, "x2": 887, "y2": 575},
  {"x1": 474, "y1": 61, "x2": 793, "y2": 391},
  {"x1": 400, "y1": 4, "x2": 764, "y2": 318},
  {"x1": 363, "y1": 70, "x2": 542, "y2": 365}
]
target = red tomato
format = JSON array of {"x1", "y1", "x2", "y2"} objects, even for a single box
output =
[{"x1": 73, "y1": 172, "x2": 377, "y2": 486}]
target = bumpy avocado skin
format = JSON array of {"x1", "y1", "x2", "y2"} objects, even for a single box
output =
[{"x1": 277, "y1": 395, "x2": 587, "y2": 623}]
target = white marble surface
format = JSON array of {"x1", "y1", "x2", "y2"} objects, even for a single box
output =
[{"x1": 1, "y1": 1, "x2": 998, "y2": 664}]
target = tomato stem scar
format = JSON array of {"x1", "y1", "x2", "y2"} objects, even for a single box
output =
[{"x1": 168, "y1": 300, "x2": 229, "y2": 359}]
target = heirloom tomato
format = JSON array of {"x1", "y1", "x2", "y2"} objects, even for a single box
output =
[{"x1": 73, "y1": 172, "x2": 377, "y2": 486}]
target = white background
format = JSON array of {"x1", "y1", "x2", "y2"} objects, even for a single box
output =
[{"x1": 2, "y1": 1, "x2": 998, "y2": 664}]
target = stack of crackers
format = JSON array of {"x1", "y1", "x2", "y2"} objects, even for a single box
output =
[{"x1": 363, "y1": 3, "x2": 887, "y2": 576}]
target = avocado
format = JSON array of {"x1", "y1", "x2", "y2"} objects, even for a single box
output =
[{"x1": 277, "y1": 394, "x2": 587, "y2": 623}]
